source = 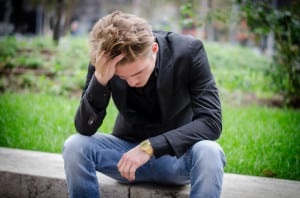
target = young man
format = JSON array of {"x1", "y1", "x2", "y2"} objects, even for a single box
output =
[{"x1": 63, "y1": 11, "x2": 226, "y2": 198}]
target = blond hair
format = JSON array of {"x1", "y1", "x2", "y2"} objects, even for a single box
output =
[{"x1": 89, "y1": 11, "x2": 155, "y2": 65}]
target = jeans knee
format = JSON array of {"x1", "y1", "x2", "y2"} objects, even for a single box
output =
[
  {"x1": 62, "y1": 134, "x2": 92, "y2": 162},
  {"x1": 191, "y1": 140, "x2": 226, "y2": 168}
]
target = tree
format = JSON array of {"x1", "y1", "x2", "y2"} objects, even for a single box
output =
[
  {"x1": 31, "y1": 0, "x2": 78, "y2": 45},
  {"x1": 237, "y1": 0, "x2": 300, "y2": 107}
]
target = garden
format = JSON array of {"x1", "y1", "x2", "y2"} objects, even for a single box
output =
[{"x1": 0, "y1": 35, "x2": 299, "y2": 181}]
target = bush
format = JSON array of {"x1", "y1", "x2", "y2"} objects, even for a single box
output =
[
  {"x1": 0, "y1": 36, "x2": 88, "y2": 96},
  {"x1": 238, "y1": 0, "x2": 300, "y2": 107}
]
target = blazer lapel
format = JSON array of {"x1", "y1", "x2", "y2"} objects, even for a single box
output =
[{"x1": 155, "y1": 33, "x2": 174, "y2": 123}]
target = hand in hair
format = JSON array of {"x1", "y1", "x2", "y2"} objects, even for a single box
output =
[{"x1": 94, "y1": 51, "x2": 124, "y2": 86}]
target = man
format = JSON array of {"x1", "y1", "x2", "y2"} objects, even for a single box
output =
[{"x1": 63, "y1": 11, "x2": 226, "y2": 198}]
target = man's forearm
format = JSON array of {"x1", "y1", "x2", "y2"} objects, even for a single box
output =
[{"x1": 74, "y1": 75, "x2": 111, "y2": 135}]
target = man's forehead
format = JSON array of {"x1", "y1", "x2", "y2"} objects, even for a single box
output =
[{"x1": 115, "y1": 59, "x2": 148, "y2": 77}]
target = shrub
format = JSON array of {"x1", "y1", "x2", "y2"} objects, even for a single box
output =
[{"x1": 237, "y1": 0, "x2": 300, "y2": 107}]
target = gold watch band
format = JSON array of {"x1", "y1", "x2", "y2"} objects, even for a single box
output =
[{"x1": 139, "y1": 139, "x2": 154, "y2": 156}]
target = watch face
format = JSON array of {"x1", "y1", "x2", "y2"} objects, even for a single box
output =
[
  {"x1": 141, "y1": 140, "x2": 150, "y2": 148},
  {"x1": 141, "y1": 141, "x2": 148, "y2": 147},
  {"x1": 140, "y1": 140, "x2": 153, "y2": 156}
]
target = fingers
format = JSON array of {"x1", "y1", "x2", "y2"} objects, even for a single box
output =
[
  {"x1": 128, "y1": 165, "x2": 137, "y2": 181},
  {"x1": 117, "y1": 146, "x2": 151, "y2": 182},
  {"x1": 95, "y1": 51, "x2": 105, "y2": 64},
  {"x1": 112, "y1": 53, "x2": 125, "y2": 65},
  {"x1": 96, "y1": 51, "x2": 124, "y2": 66},
  {"x1": 94, "y1": 51, "x2": 124, "y2": 86},
  {"x1": 117, "y1": 155, "x2": 137, "y2": 181}
]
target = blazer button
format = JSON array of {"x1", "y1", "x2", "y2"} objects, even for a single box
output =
[{"x1": 88, "y1": 116, "x2": 94, "y2": 125}]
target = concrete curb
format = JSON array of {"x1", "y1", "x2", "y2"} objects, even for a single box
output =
[{"x1": 1, "y1": 147, "x2": 299, "y2": 198}]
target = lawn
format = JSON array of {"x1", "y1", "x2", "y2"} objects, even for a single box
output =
[
  {"x1": 0, "y1": 36, "x2": 299, "y2": 181},
  {"x1": 220, "y1": 104, "x2": 300, "y2": 180}
]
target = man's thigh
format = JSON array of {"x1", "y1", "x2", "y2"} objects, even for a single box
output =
[
  {"x1": 87, "y1": 133, "x2": 139, "y2": 182},
  {"x1": 134, "y1": 153, "x2": 190, "y2": 185}
]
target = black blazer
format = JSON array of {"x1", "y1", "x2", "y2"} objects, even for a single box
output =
[{"x1": 75, "y1": 31, "x2": 222, "y2": 158}]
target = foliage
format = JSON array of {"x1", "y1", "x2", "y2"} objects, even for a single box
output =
[
  {"x1": 179, "y1": 3, "x2": 197, "y2": 29},
  {"x1": 0, "y1": 37, "x2": 17, "y2": 58},
  {"x1": 205, "y1": 42, "x2": 272, "y2": 95},
  {"x1": 237, "y1": 0, "x2": 300, "y2": 107},
  {"x1": 0, "y1": 36, "x2": 55, "y2": 69},
  {"x1": 0, "y1": 35, "x2": 272, "y2": 98},
  {"x1": 178, "y1": 1, "x2": 231, "y2": 30},
  {"x1": 0, "y1": 36, "x2": 88, "y2": 95}
]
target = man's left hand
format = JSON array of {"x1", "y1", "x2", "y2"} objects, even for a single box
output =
[{"x1": 117, "y1": 145, "x2": 151, "y2": 182}]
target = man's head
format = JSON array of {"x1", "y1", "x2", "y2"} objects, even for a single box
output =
[{"x1": 89, "y1": 11, "x2": 155, "y2": 66}]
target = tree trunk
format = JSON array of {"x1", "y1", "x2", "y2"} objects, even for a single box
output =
[
  {"x1": 53, "y1": 0, "x2": 64, "y2": 45},
  {"x1": 206, "y1": 0, "x2": 214, "y2": 41},
  {"x1": 229, "y1": 4, "x2": 239, "y2": 44},
  {"x1": 200, "y1": 0, "x2": 214, "y2": 41},
  {"x1": 265, "y1": 32, "x2": 274, "y2": 58},
  {"x1": 36, "y1": 5, "x2": 43, "y2": 35}
]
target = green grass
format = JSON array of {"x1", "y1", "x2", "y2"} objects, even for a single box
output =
[
  {"x1": 220, "y1": 105, "x2": 300, "y2": 180},
  {"x1": 0, "y1": 92, "x2": 118, "y2": 153},
  {"x1": 0, "y1": 92, "x2": 299, "y2": 180},
  {"x1": 0, "y1": 92, "x2": 77, "y2": 152}
]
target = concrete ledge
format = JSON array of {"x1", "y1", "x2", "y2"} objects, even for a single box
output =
[
  {"x1": 0, "y1": 147, "x2": 300, "y2": 198},
  {"x1": 0, "y1": 147, "x2": 129, "y2": 198}
]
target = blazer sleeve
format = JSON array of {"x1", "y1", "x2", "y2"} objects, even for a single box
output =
[
  {"x1": 74, "y1": 63, "x2": 111, "y2": 135},
  {"x1": 150, "y1": 39, "x2": 222, "y2": 158}
]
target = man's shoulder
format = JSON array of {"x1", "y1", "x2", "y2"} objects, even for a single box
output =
[
  {"x1": 153, "y1": 30, "x2": 201, "y2": 42},
  {"x1": 153, "y1": 30, "x2": 203, "y2": 55}
]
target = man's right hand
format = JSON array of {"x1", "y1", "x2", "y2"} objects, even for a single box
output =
[{"x1": 94, "y1": 52, "x2": 124, "y2": 86}]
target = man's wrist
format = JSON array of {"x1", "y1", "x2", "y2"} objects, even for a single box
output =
[
  {"x1": 139, "y1": 139, "x2": 153, "y2": 156},
  {"x1": 94, "y1": 72, "x2": 108, "y2": 86}
]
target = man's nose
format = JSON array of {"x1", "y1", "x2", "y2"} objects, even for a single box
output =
[{"x1": 127, "y1": 78, "x2": 138, "y2": 87}]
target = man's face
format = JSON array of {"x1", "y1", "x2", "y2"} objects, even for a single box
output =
[
  {"x1": 115, "y1": 56, "x2": 155, "y2": 87},
  {"x1": 114, "y1": 43, "x2": 158, "y2": 88}
]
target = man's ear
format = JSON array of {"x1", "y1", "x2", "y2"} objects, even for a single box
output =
[{"x1": 152, "y1": 42, "x2": 159, "y2": 54}]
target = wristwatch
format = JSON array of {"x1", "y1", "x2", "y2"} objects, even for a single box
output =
[{"x1": 139, "y1": 139, "x2": 154, "y2": 156}]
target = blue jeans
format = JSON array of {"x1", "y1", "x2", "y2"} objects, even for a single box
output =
[{"x1": 62, "y1": 133, "x2": 226, "y2": 198}]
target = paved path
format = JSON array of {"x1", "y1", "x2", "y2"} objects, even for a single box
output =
[{"x1": 0, "y1": 147, "x2": 299, "y2": 198}]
